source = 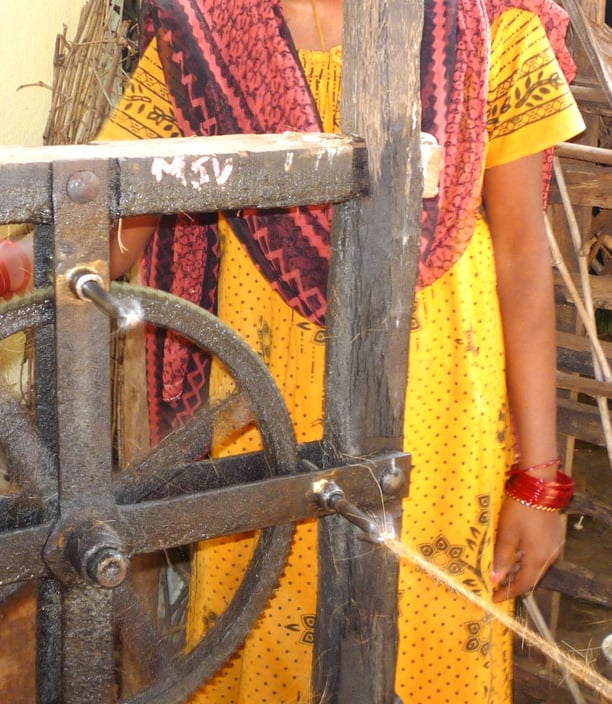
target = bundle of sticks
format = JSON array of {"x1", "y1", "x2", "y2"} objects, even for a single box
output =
[{"x1": 43, "y1": 0, "x2": 139, "y2": 146}]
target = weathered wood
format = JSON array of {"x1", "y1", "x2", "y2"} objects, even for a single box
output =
[
  {"x1": 571, "y1": 83, "x2": 612, "y2": 116},
  {"x1": 115, "y1": 274, "x2": 150, "y2": 468},
  {"x1": 557, "y1": 369, "x2": 612, "y2": 397},
  {"x1": 570, "y1": 491, "x2": 612, "y2": 526},
  {"x1": 559, "y1": 0, "x2": 612, "y2": 108},
  {"x1": 541, "y1": 559, "x2": 612, "y2": 608},
  {"x1": 548, "y1": 160, "x2": 612, "y2": 210},
  {"x1": 557, "y1": 330, "x2": 612, "y2": 377},
  {"x1": 579, "y1": 0, "x2": 606, "y2": 23},
  {"x1": 554, "y1": 271, "x2": 612, "y2": 310},
  {"x1": 555, "y1": 141, "x2": 612, "y2": 165},
  {"x1": 513, "y1": 655, "x2": 599, "y2": 704},
  {"x1": 557, "y1": 396, "x2": 608, "y2": 446},
  {"x1": 314, "y1": 1, "x2": 423, "y2": 702},
  {"x1": 0, "y1": 133, "x2": 367, "y2": 224},
  {"x1": 558, "y1": 344, "x2": 604, "y2": 377}
]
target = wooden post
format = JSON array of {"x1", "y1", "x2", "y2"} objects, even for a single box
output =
[{"x1": 313, "y1": 1, "x2": 424, "y2": 703}]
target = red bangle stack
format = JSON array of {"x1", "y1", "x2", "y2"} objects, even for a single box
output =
[{"x1": 504, "y1": 460, "x2": 575, "y2": 512}]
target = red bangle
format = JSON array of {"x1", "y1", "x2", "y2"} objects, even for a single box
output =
[
  {"x1": 508, "y1": 457, "x2": 561, "y2": 476},
  {"x1": 505, "y1": 468, "x2": 574, "y2": 512}
]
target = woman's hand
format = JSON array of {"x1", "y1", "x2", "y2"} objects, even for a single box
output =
[
  {"x1": 492, "y1": 496, "x2": 564, "y2": 602},
  {"x1": 0, "y1": 235, "x2": 33, "y2": 298}
]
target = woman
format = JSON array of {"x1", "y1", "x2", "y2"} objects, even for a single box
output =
[{"x1": 2, "y1": 0, "x2": 584, "y2": 701}]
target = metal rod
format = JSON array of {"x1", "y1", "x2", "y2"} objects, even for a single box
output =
[
  {"x1": 522, "y1": 594, "x2": 586, "y2": 704},
  {"x1": 71, "y1": 271, "x2": 143, "y2": 333},
  {"x1": 311, "y1": 479, "x2": 383, "y2": 544}
]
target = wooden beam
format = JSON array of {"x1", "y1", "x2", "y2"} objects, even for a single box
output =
[
  {"x1": 571, "y1": 83, "x2": 612, "y2": 117},
  {"x1": 555, "y1": 141, "x2": 612, "y2": 165},
  {"x1": 559, "y1": 0, "x2": 612, "y2": 108},
  {"x1": 313, "y1": 1, "x2": 423, "y2": 702},
  {"x1": 513, "y1": 655, "x2": 598, "y2": 704},
  {"x1": 557, "y1": 369, "x2": 612, "y2": 397},
  {"x1": 570, "y1": 491, "x2": 612, "y2": 526},
  {"x1": 549, "y1": 159, "x2": 612, "y2": 210},
  {"x1": 554, "y1": 271, "x2": 612, "y2": 310},
  {"x1": 557, "y1": 397, "x2": 608, "y2": 446},
  {"x1": 541, "y1": 560, "x2": 612, "y2": 608},
  {"x1": 0, "y1": 133, "x2": 368, "y2": 224}
]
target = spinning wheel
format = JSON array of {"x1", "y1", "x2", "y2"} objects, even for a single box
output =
[
  {"x1": 0, "y1": 128, "x2": 410, "y2": 703},
  {"x1": 0, "y1": 283, "x2": 298, "y2": 703}
]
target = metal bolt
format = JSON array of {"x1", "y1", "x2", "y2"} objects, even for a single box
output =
[
  {"x1": 64, "y1": 521, "x2": 130, "y2": 588},
  {"x1": 311, "y1": 479, "x2": 383, "y2": 544},
  {"x1": 379, "y1": 461, "x2": 406, "y2": 494},
  {"x1": 66, "y1": 171, "x2": 101, "y2": 204},
  {"x1": 85, "y1": 547, "x2": 129, "y2": 589}
]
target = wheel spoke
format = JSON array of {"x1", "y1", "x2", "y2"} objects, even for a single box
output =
[
  {"x1": 0, "y1": 523, "x2": 50, "y2": 583},
  {"x1": 115, "y1": 390, "x2": 255, "y2": 502}
]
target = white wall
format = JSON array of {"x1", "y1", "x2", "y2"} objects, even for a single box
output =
[
  {"x1": 0, "y1": 2, "x2": 86, "y2": 390},
  {"x1": 1, "y1": 1, "x2": 85, "y2": 146}
]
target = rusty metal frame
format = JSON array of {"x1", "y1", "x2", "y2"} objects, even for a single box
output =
[{"x1": 0, "y1": 133, "x2": 411, "y2": 703}]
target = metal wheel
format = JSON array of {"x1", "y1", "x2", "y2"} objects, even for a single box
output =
[{"x1": 0, "y1": 283, "x2": 298, "y2": 703}]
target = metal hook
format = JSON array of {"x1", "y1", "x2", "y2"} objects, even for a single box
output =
[
  {"x1": 312, "y1": 479, "x2": 383, "y2": 544},
  {"x1": 70, "y1": 270, "x2": 143, "y2": 333}
]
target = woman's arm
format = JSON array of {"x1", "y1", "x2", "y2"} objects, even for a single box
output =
[
  {"x1": 0, "y1": 214, "x2": 158, "y2": 295},
  {"x1": 484, "y1": 152, "x2": 565, "y2": 602},
  {"x1": 109, "y1": 214, "x2": 159, "y2": 279}
]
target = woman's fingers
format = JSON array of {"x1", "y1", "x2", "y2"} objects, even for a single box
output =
[{"x1": 493, "y1": 498, "x2": 564, "y2": 603}]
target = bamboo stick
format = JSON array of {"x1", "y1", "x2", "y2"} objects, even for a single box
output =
[
  {"x1": 548, "y1": 157, "x2": 612, "y2": 470},
  {"x1": 555, "y1": 141, "x2": 612, "y2": 165}
]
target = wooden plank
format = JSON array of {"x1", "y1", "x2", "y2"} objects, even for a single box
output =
[
  {"x1": 313, "y1": 1, "x2": 423, "y2": 702},
  {"x1": 559, "y1": 0, "x2": 612, "y2": 108},
  {"x1": 549, "y1": 159, "x2": 612, "y2": 209},
  {"x1": 557, "y1": 396, "x2": 608, "y2": 445},
  {"x1": 570, "y1": 491, "x2": 612, "y2": 526},
  {"x1": 579, "y1": 0, "x2": 606, "y2": 23},
  {"x1": 0, "y1": 132, "x2": 442, "y2": 226},
  {"x1": 557, "y1": 370, "x2": 612, "y2": 397},
  {"x1": 557, "y1": 330, "x2": 612, "y2": 376},
  {"x1": 555, "y1": 141, "x2": 612, "y2": 165},
  {"x1": 0, "y1": 133, "x2": 367, "y2": 224},
  {"x1": 541, "y1": 560, "x2": 612, "y2": 608},
  {"x1": 554, "y1": 271, "x2": 612, "y2": 310},
  {"x1": 557, "y1": 329, "x2": 612, "y2": 359},
  {"x1": 513, "y1": 655, "x2": 598, "y2": 704},
  {"x1": 571, "y1": 83, "x2": 612, "y2": 116}
]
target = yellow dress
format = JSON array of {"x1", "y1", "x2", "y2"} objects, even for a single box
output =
[
  {"x1": 398, "y1": 10, "x2": 583, "y2": 703},
  {"x1": 99, "y1": 10, "x2": 583, "y2": 703}
]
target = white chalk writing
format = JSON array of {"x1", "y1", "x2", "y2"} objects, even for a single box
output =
[{"x1": 151, "y1": 155, "x2": 234, "y2": 190}]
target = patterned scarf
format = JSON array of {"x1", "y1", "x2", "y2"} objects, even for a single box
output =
[
  {"x1": 139, "y1": 0, "x2": 575, "y2": 441},
  {"x1": 419, "y1": 0, "x2": 576, "y2": 286}
]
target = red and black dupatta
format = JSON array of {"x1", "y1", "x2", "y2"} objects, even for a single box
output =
[
  {"x1": 419, "y1": 0, "x2": 575, "y2": 287},
  {"x1": 139, "y1": 0, "x2": 576, "y2": 442},
  {"x1": 139, "y1": 0, "x2": 331, "y2": 441}
]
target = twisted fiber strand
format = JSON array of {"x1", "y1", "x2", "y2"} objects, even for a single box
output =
[{"x1": 387, "y1": 538, "x2": 612, "y2": 701}]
